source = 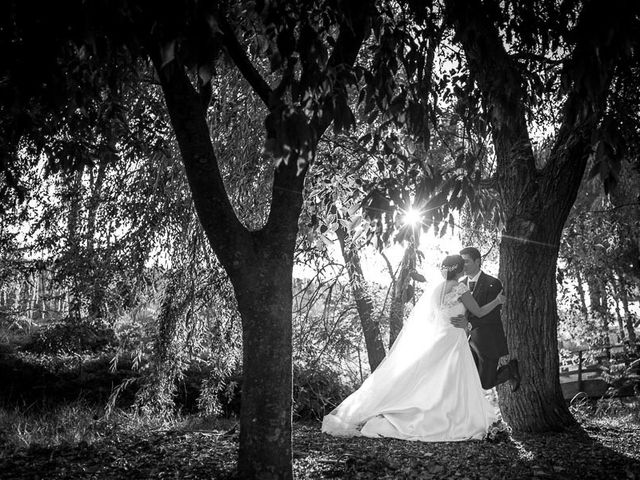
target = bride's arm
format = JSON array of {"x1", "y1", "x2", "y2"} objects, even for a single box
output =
[{"x1": 460, "y1": 291, "x2": 505, "y2": 317}]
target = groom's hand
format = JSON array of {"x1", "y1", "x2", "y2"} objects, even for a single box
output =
[{"x1": 450, "y1": 315, "x2": 468, "y2": 330}]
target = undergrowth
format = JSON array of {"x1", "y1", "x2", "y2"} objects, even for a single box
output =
[{"x1": 0, "y1": 401, "x2": 232, "y2": 454}]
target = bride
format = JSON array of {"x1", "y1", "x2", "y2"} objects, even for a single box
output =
[{"x1": 322, "y1": 254, "x2": 504, "y2": 441}]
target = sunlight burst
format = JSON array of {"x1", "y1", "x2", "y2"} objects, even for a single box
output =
[{"x1": 403, "y1": 207, "x2": 422, "y2": 227}]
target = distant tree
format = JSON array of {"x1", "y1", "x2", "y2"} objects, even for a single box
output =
[{"x1": 560, "y1": 159, "x2": 640, "y2": 346}]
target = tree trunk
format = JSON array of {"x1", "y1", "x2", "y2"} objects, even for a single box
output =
[
  {"x1": 149, "y1": 2, "x2": 370, "y2": 474},
  {"x1": 66, "y1": 168, "x2": 84, "y2": 320},
  {"x1": 235, "y1": 250, "x2": 294, "y2": 480},
  {"x1": 617, "y1": 272, "x2": 637, "y2": 343},
  {"x1": 39, "y1": 271, "x2": 47, "y2": 322},
  {"x1": 446, "y1": 0, "x2": 633, "y2": 432},
  {"x1": 574, "y1": 269, "x2": 588, "y2": 320},
  {"x1": 86, "y1": 162, "x2": 107, "y2": 318},
  {"x1": 609, "y1": 276, "x2": 626, "y2": 342},
  {"x1": 153, "y1": 57, "x2": 301, "y2": 479},
  {"x1": 14, "y1": 281, "x2": 22, "y2": 315},
  {"x1": 587, "y1": 275, "x2": 610, "y2": 346},
  {"x1": 29, "y1": 272, "x2": 38, "y2": 322},
  {"x1": 388, "y1": 242, "x2": 416, "y2": 348},
  {"x1": 613, "y1": 294, "x2": 625, "y2": 342},
  {"x1": 498, "y1": 229, "x2": 573, "y2": 430},
  {"x1": 336, "y1": 225, "x2": 386, "y2": 371}
]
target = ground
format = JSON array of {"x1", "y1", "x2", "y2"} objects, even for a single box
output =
[{"x1": 1, "y1": 417, "x2": 638, "y2": 479}]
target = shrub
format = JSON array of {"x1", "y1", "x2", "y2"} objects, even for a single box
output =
[
  {"x1": 21, "y1": 318, "x2": 117, "y2": 355},
  {"x1": 293, "y1": 364, "x2": 352, "y2": 421},
  {"x1": 601, "y1": 357, "x2": 640, "y2": 398}
]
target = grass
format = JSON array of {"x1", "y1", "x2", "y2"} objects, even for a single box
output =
[
  {"x1": 569, "y1": 392, "x2": 640, "y2": 423},
  {"x1": 1, "y1": 338, "x2": 638, "y2": 478},
  {"x1": 0, "y1": 401, "x2": 237, "y2": 455},
  {"x1": 1, "y1": 406, "x2": 638, "y2": 479},
  {"x1": 1, "y1": 390, "x2": 638, "y2": 453}
]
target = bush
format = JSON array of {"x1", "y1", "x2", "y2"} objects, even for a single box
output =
[
  {"x1": 601, "y1": 358, "x2": 640, "y2": 398},
  {"x1": 0, "y1": 314, "x2": 34, "y2": 348},
  {"x1": 22, "y1": 318, "x2": 117, "y2": 355},
  {"x1": 293, "y1": 364, "x2": 352, "y2": 421}
]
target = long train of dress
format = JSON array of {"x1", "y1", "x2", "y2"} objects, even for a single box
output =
[{"x1": 322, "y1": 283, "x2": 497, "y2": 441}]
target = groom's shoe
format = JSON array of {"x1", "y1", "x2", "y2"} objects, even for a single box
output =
[{"x1": 509, "y1": 359, "x2": 521, "y2": 393}]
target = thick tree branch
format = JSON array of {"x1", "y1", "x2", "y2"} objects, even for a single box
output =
[
  {"x1": 151, "y1": 55, "x2": 253, "y2": 278},
  {"x1": 327, "y1": 8, "x2": 371, "y2": 69},
  {"x1": 265, "y1": 2, "x2": 375, "y2": 241},
  {"x1": 444, "y1": 0, "x2": 536, "y2": 177},
  {"x1": 314, "y1": 1, "x2": 374, "y2": 134},
  {"x1": 546, "y1": 0, "x2": 638, "y2": 177}
]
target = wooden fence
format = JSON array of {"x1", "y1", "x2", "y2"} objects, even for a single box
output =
[{"x1": 559, "y1": 342, "x2": 639, "y2": 399}]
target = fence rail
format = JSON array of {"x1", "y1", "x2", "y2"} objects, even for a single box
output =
[{"x1": 560, "y1": 342, "x2": 639, "y2": 395}]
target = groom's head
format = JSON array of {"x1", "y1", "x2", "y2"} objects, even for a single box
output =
[{"x1": 460, "y1": 247, "x2": 481, "y2": 277}]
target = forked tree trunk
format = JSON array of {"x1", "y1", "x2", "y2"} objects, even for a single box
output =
[
  {"x1": 151, "y1": 3, "x2": 369, "y2": 475},
  {"x1": 336, "y1": 225, "x2": 386, "y2": 371},
  {"x1": 154, "y1": 57, "x2": 302, "y2": 480}
]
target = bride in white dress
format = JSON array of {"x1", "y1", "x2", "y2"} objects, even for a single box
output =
[{"x1": 322, "y1": 255, "x2": 504, "y2": 441}]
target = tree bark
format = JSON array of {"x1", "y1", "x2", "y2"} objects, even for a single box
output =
[
  {"x1": 66, "y1": 168, "x2": 84, "y2": 320},
  {"x1": 336, "y1": 225, "x2": 386, "y2": 371},
  {"x1": 499, "y1": 232, "x2": 571, "y2": 429},
  {"x1": 149, "y1": 3, "x2": 371, "y2": 475},
  {"x1": 609, "y1": 276, "x2": 626, "y2": 341},
  {"x1": 153, "y1": 54, "x2": 308, "y2": 479},
  {"x1": 388, "y1": 242, "x2": 416, "y2": 348},
  {"x1": 86, "y1": 162, "x2": 107, "y2": 318},
  {"x1": 445, "y1": 0, "x2": 635, "y2": 432},
  {"x1": 574, "y1": 269, "x2": 588, "y2": 320},
  {"x1": 617, "y1": 271, "x2": 637, "y2": 343},
  {"x1": 234, "y1": 249, "x2": 295, "y2": 480},
  {"x1": 587, "y1": 275, "x2": 610, "y2": 346}
]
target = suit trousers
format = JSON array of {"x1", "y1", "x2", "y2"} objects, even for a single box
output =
[{"x1": 471, "y1": 349, "x2": 513, "y2": 389}]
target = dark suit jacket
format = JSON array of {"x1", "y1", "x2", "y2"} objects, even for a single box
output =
[{"x1": 467, "y1": 271, "x2": 509, "y2": 359}]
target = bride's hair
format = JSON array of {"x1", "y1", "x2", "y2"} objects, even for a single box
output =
[{"x1": 441, "y1": 255, "x2": 464, "y2": 280}]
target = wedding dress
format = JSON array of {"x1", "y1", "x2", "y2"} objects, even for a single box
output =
[{"x1": 322, "y1": 282, "x2": 497, "y2": 441}]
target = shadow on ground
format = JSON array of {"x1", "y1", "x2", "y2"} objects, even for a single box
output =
[{"x1": 2, "y1": 420, "x2": 637, "y2": 479}]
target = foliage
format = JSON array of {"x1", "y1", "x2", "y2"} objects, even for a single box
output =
[
  {"x1": 601, "y1": 357, "x2": 640, "y2": 399},
  {"x1": 123, "y1": 261, "x2": 241, "y2": 416},
  {"x1": 0, "y1": 81, "x2": 186, "y2": 320},
  {"x1": 292, "y1": 273, "x2": 390, "y2": 382},
  {"x1": 558, "y1": 159, "x2": 640, "y2": 349},
  {"x1": 21, "y1": 318, "x2": 116, "y2": 355},
  {"x1": 1, "y1": 4, "x2": 640, "y2": 471},
  {"x1": 0, "y1": 401, "x2": 208, "y2": 452},
  {"x1": 293, "y1": 364, "x2": 352, "y2": 421}
]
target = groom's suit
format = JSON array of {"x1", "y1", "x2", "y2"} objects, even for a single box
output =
[{"x1": 466, "y1": 271, "x2": 511, "y2": 389}]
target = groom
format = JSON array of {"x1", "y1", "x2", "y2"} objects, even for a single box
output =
[{"x1": 452, "y1": 247, "x2": 521, "y2": 392}]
